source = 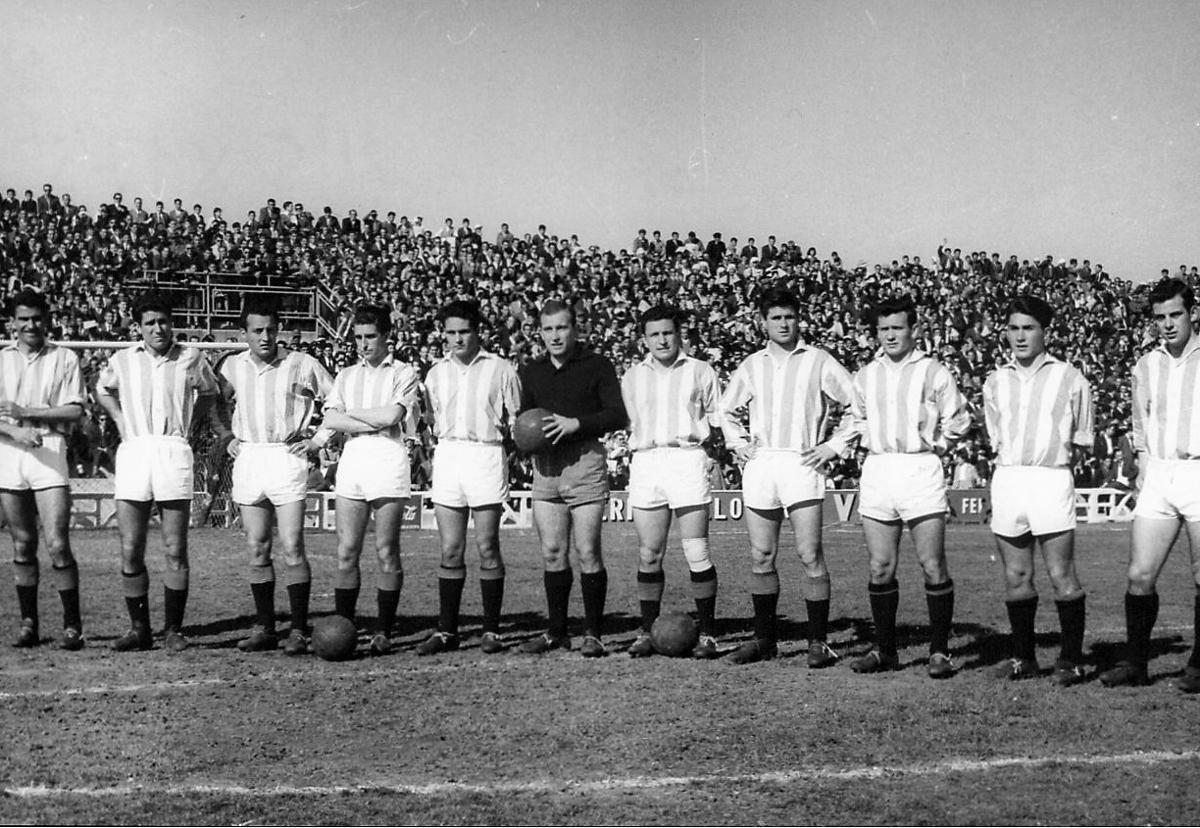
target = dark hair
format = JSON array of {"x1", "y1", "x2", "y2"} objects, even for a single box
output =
[
  {"x1": 757, "y1": 286, "x2": 800, "y2": 317},
  {"x1": 539, "y1": 299, "x2": 576, "y2": 326},
  {"x1": 436, "y1": 300, "x2": 482, "y2": 331},
  {"x1": 639, "y1": 305, "x2": 683, "y2": 334},
  {"x1": 868, "y1": 295, "x2": 918, "y2": 327},
  {"x1": 1147, "y1": 277, "x2": 1194, "y2": 311},
  {"x1": 238, "y1": 294, "x2": 281, "y2": 328},
  {"x1": 1006, "y1": 294, "x2": 1054, "y2": 329},
  {"x1": 8, "y1": 288, "x2": 49, "y2": 317},
  {"x1": 352, "y1": 304, "x2": 393, "y2": 335},
  {"x1": 134, "y1": 291, "x2": 174, "y2": 322}
]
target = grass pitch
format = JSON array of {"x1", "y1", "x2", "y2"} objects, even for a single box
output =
[{"x1": 2, "y1": 522, "x2": 1200, "y2": 825}]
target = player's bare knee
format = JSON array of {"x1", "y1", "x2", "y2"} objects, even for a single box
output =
[
  {"x1": 43, "y1": 536, "x2": 73, "y2": 568},
  {"x1": 475, "y1": 541, "x2": 502, "y2": 571},
  {"x1": 576, "y1": 545, "x2": 604, "y2": 573},
  {"x1": 638, "y1": 545, "x2": 665, "y2": 570},
  {"x1": 919, "y1": 557, "x2": 949, "y2": 585},
  {"x1": 1127, "y1": 569, "x2": 1158, "y2": 595},
  {"x1": 867, "y1": 555, "x2": 897, "y2": 583}
]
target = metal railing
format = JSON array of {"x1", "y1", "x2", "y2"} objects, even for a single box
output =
[{"x1": 129, "y1": 270, "x2": 334, "y2": 339}]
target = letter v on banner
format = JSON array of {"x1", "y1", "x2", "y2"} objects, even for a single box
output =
[{"x1": 831, "y1": 490, "x2": 858, "y2": 523}]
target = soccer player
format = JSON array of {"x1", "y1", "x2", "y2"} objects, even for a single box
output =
[
  {"x1": 720, "y1": 286, "x2": 856, "y2": 665},
  {"x1": 417, "y1": 300, "x2": 522, "y2": 656},
  {"x1": 848, "y1": 296, "x2": 970, "y2": 678},
  {"x1": 96, "y1": 293, "x2": 220, "y2": 652},
  {"x1": 983, "y1": 295, "x2": 1092, "y2": 685},
  {"x1": 622, "y1": 305, "x2": 723, "y2": 659},
  {"x1": 318, "y1": 305, "x2": 417, "y2": 655},
  {"x1": 518, "y1": 299, "x2": 627, "y2": 657},
  {"x1": 1101, "y1": 278, "x2": 1200, "y2": 690},
  {"x1": 0, "y1": 289, "x2": 86, "y2": 650},
  {"x1": 216, "y1": 295, "x2": 333, "y2": 655}
]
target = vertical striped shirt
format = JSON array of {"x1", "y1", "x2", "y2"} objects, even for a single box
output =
[
  {"x1": 424, "y1": 349, "x2": 521, "y2": 444},
  {"x1": 326, "y1": 354, "x2": 420, "y2": 441},
  {"x1": 983, "y1": 354, "x2": 1093, "y2": 468},
  {"x1": 621, "y1": 354, "x2": 722, "y2": 451},
  {"x1": 0, "y1": 343, "x2": 85, "y2": 436},
  {"x1": 97, "y1": 343, "x2": 218, "y2": 438},
  {"x1": 1131, "y1": 337, "x2": 1200, "y2": 459},
  {"x1": 219, "y1": 347, "x2": 333, "y2": 443},
  {"x1": 720, "y1": 343, "x2": 856, "y2": 453},
  {"x1": 852, "y1": 349, "x2": 970, "y2": 455}
]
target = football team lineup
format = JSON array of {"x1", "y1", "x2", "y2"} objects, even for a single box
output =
[
  {"x1": 4, "y1": 279, "x2": 1200, "y2": 822},
  {"x1": 1, "y1": 283, "x2": 1199, "y2": 686}
]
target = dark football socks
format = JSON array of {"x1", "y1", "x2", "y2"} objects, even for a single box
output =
[
  {"x1": 870, "y1": 579, "x2": 900, "y2": 657},
  {"x1": 52, "y1": 562, "x2": 82, "y2": 631},
  {"x1": 750, "y1": 571, "x2": 780, "y2": 642},
  {"x1": 545, "y1": 568, "x2": 573, "y2": 639},
  {"x1": 376, "y1": 570, "x2": 403, "y2": 635},
  {"x1": 636, "y1": 569, "x2": 665, "y2": 631},
  {"x1": 580, "y1": 569, "x2": 608, "y2": 637},
  {"x1": 437, "y1": 565, "x2": 467, "y2": 634},
  {"x1": 122, "y1": 569, "x2": 151, "y2": 629},
  {"x1": 479, "y1": 566, "x2": 505, "y2": 634},
  {"x1": 334, "y1": 566, "x2": 361, "y2": 622},
  {"x1": 1125, "y1": 591, "x2": 1158, "y2": 667},
  {"x1": 926, "y1": 579, "x2": 954, "y2": 655},
  {"x1": 804, "y1": 573, "x2": 832, "y2": 643},
  {"x1": 1190, "y1": 592, "x2": 1200, "y2": 670},
  {"x1": 163, "y1": 568, "x2": 188, "y2": 631},
  {"x1": 690, "y1": 567, "x2": 717, "y2": 636},
  {"x1": 1055, "y1": 594, "x2": 1086, "y2": 664},
  {"x1": 1006, "y1": 595, "x2": 1038, "y2": 661},
  {"x1": 14, "y1": 560, "x2": 39, "y2": 626},
  {"x1": 249, "y1": 564, "x2": 276, "y2": 631},
  {"x1": 285, "y1": 563, "x2": 311, "y2": 633}
]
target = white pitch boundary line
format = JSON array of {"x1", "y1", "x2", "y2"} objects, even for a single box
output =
[{"x1": 6, "y1": 749, "x2": 1200, "y2": 799}]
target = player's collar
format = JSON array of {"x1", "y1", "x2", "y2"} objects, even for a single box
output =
[
  {"x1": 1002, "y1": 351, "x2": 1058, "y2": 373},
  {"x1": 134, "y1": 341, "x2": 181, "y2": 360},
  {"x1": 360, "y1": 353, "x2": 396, "y2": 368},
  {"x1": 763, "y1": 339, "x2": 807, "y2": 359},
  {"x1": 1155, "y1": 335, "x2": 1200, "y2": 362},
  {"x1": 642, "y1": 352, "x2": 689, "y2": 371},
  {"x1": 445, "y1": 347, "x2": 492, "y2": 368},
  {"x1": 4, "y1": 341, "x2": 53, "y2": 359},
  {"x1": 873, "y1": 347, "x2": 926, "y2": 367}
]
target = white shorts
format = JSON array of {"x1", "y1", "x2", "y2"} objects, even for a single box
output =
[
  {"x1": 431, "y1": 441, "x2": 507, "y2": 508},
  {"x1": 628, "y1": 447, "x2": 712, "y2": 510},
  {"x1": 742, "y1": 450, "x2": 825, "y2": 511},
  {"x1": 0, "y1": 433, "x2": 69, "y2": 491},
  {"x1": 859, "y1": 453, "x2": 947, "y2": 522},
  {"x1": 1134, "y1": 459, "x2": 1200, "y2": 522},
  {"x1": 114, "y1": 436, "x2": 193, "y2": 502},
  {"x1": 336, "y1": 434, "x2": 411, "y2": 501},
  {"x1": 232, "y1": 443, "x2": 308, "y2": 507},
  {"x1": 990, "y1": 465, "x2": 1075, "y2": 537}
]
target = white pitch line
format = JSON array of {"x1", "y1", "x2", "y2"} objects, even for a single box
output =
[{"x1": 6, "y1": 749, "x2": 1200, "y2": 799}]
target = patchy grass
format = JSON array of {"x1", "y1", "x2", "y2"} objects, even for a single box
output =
[{"x1": 1, "y1": 523, "x2": 1199, "y2": 825}]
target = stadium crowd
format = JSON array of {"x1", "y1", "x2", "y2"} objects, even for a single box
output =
[{"x1": 1, "y1": 182, "x2": 1188, "y2": 491}]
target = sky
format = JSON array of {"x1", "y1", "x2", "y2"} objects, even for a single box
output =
[{"x1": 2, "y1": 0, "x2": 1198, "y2": 281}]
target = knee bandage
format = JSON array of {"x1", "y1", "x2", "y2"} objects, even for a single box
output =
[{"x1": 681, "y1": 538, "x2": 712, "y2": 573}]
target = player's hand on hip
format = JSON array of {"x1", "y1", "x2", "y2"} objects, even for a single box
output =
[
  {"x1": 288, "y1": 438, "x2": 315, "y2": 457},
  {"x1": 542, "y1": 414, "x2": 579, "y2": 444},
  {"x1": 8, "y1": 426, "x2": 42, "y2": 449},
  {"x1": 800, "y1": 443, "x2": 837, "y2": 469},
  {"x1": 0, "y1": 401, "x2": 27, "y2": 419},
  {"x1": 734, "y1": 442, "x2": 757, "y2": 464},
  {"x1": 227, "y1": 437, "x2": 241, "y2": 458}
]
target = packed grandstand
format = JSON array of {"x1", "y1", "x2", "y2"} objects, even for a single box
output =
[{"x1": 0, "y1": 184, "x2": 1183, "y2": 497}]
